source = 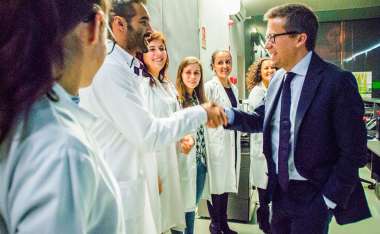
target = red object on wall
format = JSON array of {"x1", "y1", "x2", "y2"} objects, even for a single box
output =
[
  {"x1": 201, "y1": 26, "x2": 206, "y2": 49},
  {"x1": 230, "y1": 76, "x2": 237, "y2": 84},
  {"x1": 228, "y1": 19, "x2": 234, "y2": 27}
]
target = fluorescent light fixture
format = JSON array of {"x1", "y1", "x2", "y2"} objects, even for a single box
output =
[{"x1": 344, "y1": 42, "x2": 380, "y2": 62}]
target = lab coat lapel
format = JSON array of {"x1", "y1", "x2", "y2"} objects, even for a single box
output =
[{"x1": 213, "y1": 76, "x2": 232, "y2": 108}]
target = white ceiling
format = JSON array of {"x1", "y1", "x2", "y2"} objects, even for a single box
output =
[{"x1": 242, "y1": 0, "x2": 380, "y2": 16}]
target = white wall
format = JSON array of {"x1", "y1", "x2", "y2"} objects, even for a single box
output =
[
  {"x1": 146, "y1": 0, "x2": 246, "y2": 98},
  {"x1": 230, "y1": 16, "x2": 246, "y2": 98},
  {"x1": 198, "y1": 0, "x2": 231, "y2": 81},
  {"x1": 199, "y1": 0, "x2": 246, "y2": 98},
  {"x1": 146, "y1": 0, "x2": 200, "y2": 81}
]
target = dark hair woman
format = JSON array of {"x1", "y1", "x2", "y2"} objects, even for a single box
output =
[
  {"x1": 141, "y1": 31, "x2": 170, "y2": 86},
  {"x1": 0, "y1": 0, "x2": 125, "y2": 233},
  {"x1": 205, "y1": 49, "x2": 239, "y2": 234}
]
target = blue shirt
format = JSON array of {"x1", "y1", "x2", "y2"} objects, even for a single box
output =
[
  {"x1": 271, "y1": 51, "x2": 312, "y2": 180},
  {"x1": 226, "y1": 52, "x2": 336, "y2": 209}
]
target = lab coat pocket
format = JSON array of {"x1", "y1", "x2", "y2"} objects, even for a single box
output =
[{"x1": 118, "y1": 178, "x2": 145, "y2": 220}]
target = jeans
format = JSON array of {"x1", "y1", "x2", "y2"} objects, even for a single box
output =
[{"x1": 172, "y1": 159, "x2": 207, "y2": 234}]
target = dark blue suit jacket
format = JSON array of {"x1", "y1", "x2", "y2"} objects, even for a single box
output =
[{"x1": 227, "y1": 53, "x2": 371, "y2": 224}]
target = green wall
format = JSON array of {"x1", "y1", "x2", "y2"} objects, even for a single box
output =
[{"x1": 244, "y1": 6, "x2": 380, "y2": 76}]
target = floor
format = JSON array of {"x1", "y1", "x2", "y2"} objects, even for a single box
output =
[{"x1": 194, "y1": 168, "x2": 380, "y2": 234}]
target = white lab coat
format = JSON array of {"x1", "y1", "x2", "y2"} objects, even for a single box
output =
[
  {"x1": 85, "y1": 106, "x2": 156, "y2": 234},
  {"x1": 177, "y1": 126, "x2": 212, "y2": 212},
  {"x1": 79, "y1": 43, "x2": 206, "y2": 233},
  {"x1": 140, "y1": 77, "x2": 186, "y2": 232},
  {"x1": 205, "y1": 77, "x2": 241, "y2": 194},
  {"x1": 0, "y1": 84, "x2": 125, "y2": 234},
  {"x1": 247, "y1": 82, "x2": 269, "y2": 189}
]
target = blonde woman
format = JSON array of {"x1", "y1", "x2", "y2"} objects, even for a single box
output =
[{"x1": 175, "y1": 57, "x2": 212, "y2": 234}]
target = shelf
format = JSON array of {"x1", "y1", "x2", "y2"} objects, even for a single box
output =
[{"x1": 363, "y1": 97, "x2": 380, "y2": 104}]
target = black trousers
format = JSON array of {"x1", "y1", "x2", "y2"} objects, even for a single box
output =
[
  {"x1": 206, "y1": 193, "x2": 229, "y2": 227},
  {"x1": 270, "y1": 180, "x2": 333, "y2": 234}
]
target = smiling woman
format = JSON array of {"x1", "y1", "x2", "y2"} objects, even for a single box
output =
[
  {"x1": 142, "y1": 31, "x2": 169, "y2": 86},
  {"x1": 141, "y1": 31, "x2": 190, "y2": 233},
  {"x1": 204, "y1": 50, "x2": 240, "y2": 234}
]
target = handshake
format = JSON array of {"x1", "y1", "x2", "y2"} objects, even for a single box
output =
[
  {"x1": 179, "y1": 102, "x2": 228, "y2": 156},
  {"x1": 201, "y1": 102, "x2": 228, "y2": 128}
]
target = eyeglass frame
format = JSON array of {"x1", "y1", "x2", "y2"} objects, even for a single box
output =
[{"x1": 265, "y1": 31, "x2": 303, "y2": 44}]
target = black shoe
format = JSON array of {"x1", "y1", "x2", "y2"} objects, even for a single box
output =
[
  {"x1": 257, "y1": 205, "x2": 271, "y2": 234},
  {"x1": 220, "y1": 223, "x2": 237, "y2": 234},
  {"x1": 223, "y1": 228, "x2": 237, "y2": 234},
  {"x1": 209, "y1": 223, "x2": 223, "y2": 234}
]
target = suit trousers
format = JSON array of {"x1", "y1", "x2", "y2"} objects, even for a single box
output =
[{"x1": 271, "y1": 180, "x2": 333, "y2": 234}]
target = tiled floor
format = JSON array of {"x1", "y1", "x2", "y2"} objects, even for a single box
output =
[{"x1": 195, "y1": 168, "x2": 379, "y2": 234}]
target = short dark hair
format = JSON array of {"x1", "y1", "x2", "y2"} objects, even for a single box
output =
[
  {"x1": 264, "y1": 3, "x2": 319, "y2": 51},
  {"x1": 110, "y1": 0, "x2": 146, "y2": 27}
]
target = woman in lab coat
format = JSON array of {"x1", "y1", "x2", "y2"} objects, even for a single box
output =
[
  {"x1": 140, "y1": 31, "x2": 187, "y2": 233},
  {"x1": 245, "y1": 58, "x2": 276, "y2": 233},
  {"x1": 0, "y1": 1, "x2": 125, "y2": 233},
  {"x1": 246, "y1": 58, "x2": 276, "y2": 190},
  {"x1": 205, "y1": 50, "x2": 240, "y2": 234},
  {"x1": 174, "y1": 57, "x2": 212, "y2": 234}
]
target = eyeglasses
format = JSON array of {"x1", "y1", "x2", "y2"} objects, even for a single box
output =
[{"x1": 265, "y1": 31, "x2": 301, "y2": 44}]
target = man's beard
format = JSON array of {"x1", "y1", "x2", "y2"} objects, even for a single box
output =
[{"x1": 127, "y1": 27, "x2": 149, "y2": 53}]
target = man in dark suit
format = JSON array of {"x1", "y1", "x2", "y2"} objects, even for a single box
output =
[{"x1": 225, "y1": 3, "x2": 371, "y2": 234}]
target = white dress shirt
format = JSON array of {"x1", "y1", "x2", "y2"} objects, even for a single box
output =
[
  {"x1": 270, "y1": 52, "x2": 336, "y2": 209},
  {"x1": 270, "y1": 52, "x2": 311, "y2": 180}
]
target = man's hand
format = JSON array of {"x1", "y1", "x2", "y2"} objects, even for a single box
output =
[
  {"x1": 201, "y1": 102, "x2": 227, "y2": 128},
  {"x1": 180, "y1": 135, "x2": 195, "y2": 155}
]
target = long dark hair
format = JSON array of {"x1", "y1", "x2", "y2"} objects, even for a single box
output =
[{"x1": 0, "y1": 0, "x2": 109, "y2": 143}]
